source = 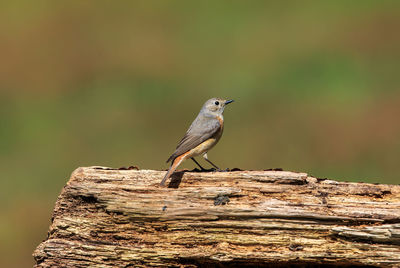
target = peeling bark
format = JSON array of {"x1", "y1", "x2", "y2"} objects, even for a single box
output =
[{"x1": 33, "y1": 167, "x2": 400, "y2": 267}]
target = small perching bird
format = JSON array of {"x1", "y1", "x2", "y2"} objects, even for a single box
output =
[{"x1": 160, "y1": 98, "x2": 234, "y2": 186}]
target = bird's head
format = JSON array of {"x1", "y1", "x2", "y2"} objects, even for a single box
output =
[{"x1": 201, "y1": 98, "x2": 234, "y2": 116}]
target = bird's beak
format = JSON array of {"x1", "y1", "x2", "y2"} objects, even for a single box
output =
[{"x1": 225, "y1": 99, "x2": 234, "y2": 105}]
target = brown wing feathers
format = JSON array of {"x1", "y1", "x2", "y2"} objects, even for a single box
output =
[{"x1": 166, "y1": 117, "x2": 221, "y2": 163}]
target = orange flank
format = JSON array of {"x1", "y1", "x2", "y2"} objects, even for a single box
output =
[{"x1": 216, "y1": 115, "x2": 224, "y2": 129}]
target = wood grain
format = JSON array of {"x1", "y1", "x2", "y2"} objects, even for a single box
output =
[{"x1": 33, "y1": 167, "x2": 400, "y2": 267}]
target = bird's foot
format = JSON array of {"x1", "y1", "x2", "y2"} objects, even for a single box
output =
[{"x1": 193, "y1": 167, "x2": 215, "y2": 172}]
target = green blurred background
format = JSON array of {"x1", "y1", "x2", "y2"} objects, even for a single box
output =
[{"x1": 1, "y1": 1, "x2": 400, "y2": 267}]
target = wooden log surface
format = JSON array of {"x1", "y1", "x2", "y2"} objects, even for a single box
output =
[{"x1": 33, "y1": 167, "x2": 400, "y2": 267}]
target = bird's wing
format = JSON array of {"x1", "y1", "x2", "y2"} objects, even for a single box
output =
[{"x1": 167, "y1": 117, "x2": 221, "y2": 163}]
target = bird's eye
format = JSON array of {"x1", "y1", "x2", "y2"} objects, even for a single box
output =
[{"x1": 214, "y1": 101, "x2": 219, "y2": 105}]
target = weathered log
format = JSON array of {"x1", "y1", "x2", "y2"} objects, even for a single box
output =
[{"x1": 33, "y1": 167, "x2": 400, "y2": 267}]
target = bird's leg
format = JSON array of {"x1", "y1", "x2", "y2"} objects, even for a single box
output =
[
  {"x1": 204, "y1": 158, "x2": 220, "y2": 170},
  {"x1": 202, "y1": 153, "x2": 224, "y2": 171},
  {"x1": 190, "y1": 157, "x2": 207, "y2": 171}
]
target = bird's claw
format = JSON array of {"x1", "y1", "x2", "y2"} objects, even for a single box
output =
[
  {"x1": 194, "y1": 168, "x2": 230, "y2": 172},
  {"x1": 197, "y1": 168, "x2": 216, "y2": 172},
  {"x1": 213, "y1": 168, "x2": 230, "y2": 172}
]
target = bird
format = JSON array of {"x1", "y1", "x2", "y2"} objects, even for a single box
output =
[{"x1": 160, "y1": 98, "x2": 234, "y2": 186}]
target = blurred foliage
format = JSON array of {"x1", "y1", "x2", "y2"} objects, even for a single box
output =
[{"x1": 0, "y1": 1, "x2": 400, "y2": 267}]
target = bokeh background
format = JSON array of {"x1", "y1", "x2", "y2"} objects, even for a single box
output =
[{"x1": 1, "y1": 1, "x2": 400, "y2": 267}]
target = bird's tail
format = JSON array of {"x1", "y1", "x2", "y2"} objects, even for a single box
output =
[{"x1": 160, "y1": 153, "x2": 187, "y2": 186}]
